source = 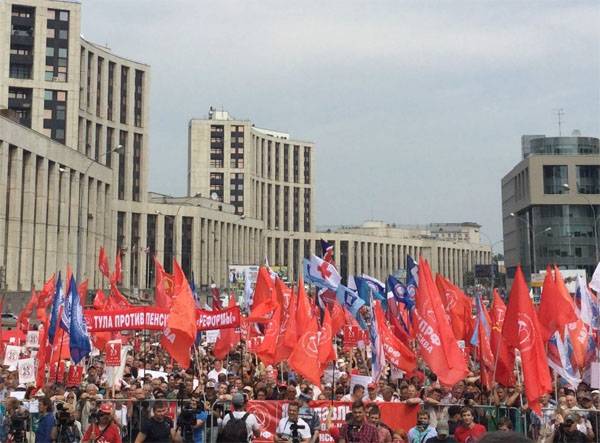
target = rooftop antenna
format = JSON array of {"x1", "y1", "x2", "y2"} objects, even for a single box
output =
[{"x1": 555, "y1": 108, "x2": 564, "y2": 136}]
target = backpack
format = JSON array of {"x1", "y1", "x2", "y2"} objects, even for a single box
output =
[{"x1": 217, "y1": 411, "x2": 250, "y2": 442}]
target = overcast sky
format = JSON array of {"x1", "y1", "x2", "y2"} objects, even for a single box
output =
[{"x1": 82, "y1": 1, "x2": 600, "y2": 247}]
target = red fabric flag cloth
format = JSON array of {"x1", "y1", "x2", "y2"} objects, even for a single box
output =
[
  {"x1": 283, "y1": 290, "x2": 298, "y2": 348},
  {"x1": 213, "y1": 295, "x2": 241, "y2": 359},
  {"x1": 566, "y1": 319, "x2": 589, "y2": 370},
  {"x1": 329, "y1": 299, "x2": 346, "y2": 336},
  {"x1": 503, "y1": 266, "x2": 552, "y2": 414},
  {"x1": 160, "y1": 260, "x2": 198, "y2": 369},
  {"x1": 272, "y1": 280, "x2": 295, "y2": 362},
  {"x1": 413, "y1": 259, "x2": 468, "y2": 387},
  {"x1": 50, "y1": 328, "x2": 71, "y2": 364},
  {"x1": 296, "y1": 277, "x2": 318, "y2": 339},
  {"x1": 109, "y1": 283, "x2": 131, "y2": 309},
  {"x1": 247, "y1": 267, "x2": 276, "y2": 322},
  {"x1": 98, "y1": 246, "x2": 110, "y2": 279},
  {"x1": 317, "y1": 308, "x2": 336, "y2": 365},
  {"x1": 537, "y1": 265, "x2": 578, "y2": 341},
  {"x1": 436, "y1": 274, "x2": 474, "y2": 342},
  {"x1": 17, "y1": 289, "x2": 38, "y2": 333},
  {"x1": 255, "y1": 306, "x2": 281, "y2": 365},
  {"x1": 35, "y1": 321, "x2": 50, "y2": 389},
  {"x1": 474, "y1": 298, "x2": 495, "y2": 390},
  {"x1": 289, "y1": 313, "x2": 322, "y2": 387},
  {"x1": 490, "y1": 290, "x2": 515, "y2": 387},
  {"x1": 154, "y1": 257, "x2": 174, "y2": 309},
  {"x1": 93, "y1": 290, "x2": 108, "y2": 310},
  {"x1": 211, "y1": 284, "x2": 222, "y2": 310},
  {"x1": 36, "y1": 274, "x2": 56, "y2": 310},
  {"x1": 374, "y1": 301, "x2": 416, "y2": 373},
  {"x1": 111, "y1": 253, "x2": 122, "y2": 285}
]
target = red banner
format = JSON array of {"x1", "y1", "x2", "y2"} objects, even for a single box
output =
[
  {"x1": 246, "y1": 400, "x2": 418, "y2": 442},
  {"x1": 343, "y1": 326, "x2": 366, "y2": 350},
  {"x1": 83, "y1": 306, "x2": 240, "y2": 332},
  {"x1": 105, "y1": 341, "x2": 121, "y2": 366}
]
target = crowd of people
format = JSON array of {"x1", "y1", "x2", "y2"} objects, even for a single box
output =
[{"x1": 0, "y1": 329, "x2": 598, "y2": 443}]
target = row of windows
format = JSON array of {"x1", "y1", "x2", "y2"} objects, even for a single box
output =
[{"x1": 543, "y1": 165, "x2": 600, "y2": 194}]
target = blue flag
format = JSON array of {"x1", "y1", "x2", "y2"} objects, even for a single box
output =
[
  {"x1": 69, "y1": 279, "x2": 91, "y2": 364},
  {"x1": 359, "y1": 274, "x2": 387, "y2": 310},
  {"x1": 48, "y1": 273, "x2": 64, "y2": 345},
  {"x1": 336, "y1": 284, "x2": 367, "y2": 329},
  {"x1": 60, "y1": 276, "x2": 75, "y2": 332},
  {"x1": 406, "y1": 255, "x2": 419, "y2": 301}
]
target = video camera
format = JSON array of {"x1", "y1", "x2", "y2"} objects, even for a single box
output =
[
  {"x1": 289, "y1": 422, "x2": 306, "y2": 443},
  {"x1": 55, "y1": 402, "x2": 74, "y2": 426},
  {"x1": 9, "y1": 409, "x2": 30, "y2": 443},
  {"x1": 178, "y1": 403, "x2": 201, "y2": 443}
]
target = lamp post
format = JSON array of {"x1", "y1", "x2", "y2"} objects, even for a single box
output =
[
  {"x1": 479, "y1": 232, "x2": 503, "y2": 290},
  {"x1": 76, "y1": 145, "x2": 124, "y2": 285},
  {"x1": 509, "y1": 212, "x2": 552, "y2": 277},
  {"x1": 562, "y1": 183, "x2": 599, "y2": 263}
]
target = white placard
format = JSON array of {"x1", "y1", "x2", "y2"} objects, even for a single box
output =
[
  {"x1": 26, "y1": 331, "x2": 40, "y2": 348},
  {"x1": 4, "y1": 345, "x2": 21, "y2": 368},
  {"x1": 206, "y1": 330, "x2": 219, "y2": 344},
  {"x1": 9, "y1": 391, "x2": 25, "y2": 400},
  {"x1": 350, "y1": 374, "x2": 372, "y2": 392},
  {"x1": 18, "y1": 358, "x2": 35, "y2": 384}
]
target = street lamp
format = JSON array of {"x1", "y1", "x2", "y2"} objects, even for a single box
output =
[
  {"x1": 76, "y1": 145, "x2": 124, "y2": 284},
  {"x1": 479, "y1": 232, "x2": 503, "y2": 289},
  {"x1": 562, "y1": 183, "x2": 599, "y2": 263},
  {"x1": 509, "y1": 212, "x2": 552, "y2": 276}
]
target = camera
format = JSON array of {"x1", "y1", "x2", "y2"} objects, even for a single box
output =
[
  {"x1": 9, "y1": 410, "x2": 30, "y2": 443},
  {"x1": 178, "y1": 404, "x2": 200, "y2": 443},
  {"x1": 55, "y1": 403, "x2": 74, "y2": 426},
  {"x1": 289, "y1": 422, "x2": 305, "y2": 443}
]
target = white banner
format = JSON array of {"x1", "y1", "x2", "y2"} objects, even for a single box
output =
[
  {"x1": 26, "y1": 331, "x2": 40, "y2": 348},
  {"x1": 18, "y1": 358, "x2": 35, "y2": 384},
  {"x1": 206, "y1": 330, "x2": 219, "y2": 343},
  {"x1": 4, "y1": 345, "x2": 21, "y2": 369}
]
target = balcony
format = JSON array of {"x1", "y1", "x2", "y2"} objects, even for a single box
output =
[
  {"x1": 10, "y1": 53, "x2": 33, "y2": 65},
  {"x1": 11, "y1": 33, "x2": 33, "y2": 46}
]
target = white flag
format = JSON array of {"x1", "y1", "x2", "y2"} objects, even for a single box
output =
[
  {"x1": 590, "y1": 262, "x2": 600, "y2": 294},
  {"x1": 3, "y1": 345, "x2": 21, "y2": 369},
  {"x1": 18, "y1": 358, "x2": 35, "y2": 384}
]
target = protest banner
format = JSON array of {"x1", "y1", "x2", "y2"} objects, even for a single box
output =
[
  {"x1": 105, "y1": 340, "x2": 122, "y2": 367},
  {"x1": 246, "y1": 400, "x2": 418, "y2": 442},
  {"x1": 18, "y1": 358, "x2": 35, "y2": 384},
  {"x1": 84, "y1": 305, "x2": 240, "y2": 332},
  {"x1": 4, "y1": 345, "x2": 20, "y2": 368},
  {"x1": 26, "y1": 330, "x2": 39, "y2": 348},
  {"x1": 66, "y1": 366, "x2": 84, "y2": 387}
]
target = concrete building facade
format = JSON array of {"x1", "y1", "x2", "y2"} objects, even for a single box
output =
[
  {"x1": 502, "y1": 134, "x2": 600, "y2": 280},
  {"x1": 0, "y1": 0, "x2": 491, "y2": 309}
]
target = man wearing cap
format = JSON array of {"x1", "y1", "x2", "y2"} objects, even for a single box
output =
[
  {"x1": 298, "y1": 391, "x2": 320, "y2": 443},
  {"x1": 365, "y1": 383, "x2": 383, "y2": 403},
  {"x1": 82, "y1": 403, "x2": 122, "y2": 443},
  {"x1": 424, "y1": 422, "x2": 457, "y2": 442},
  {"x1": 553, "y1": 413, "x2": 590, "y2": 442},
  {"x1": 219, "y1": 393, "x2": 260, "y2": 442}
]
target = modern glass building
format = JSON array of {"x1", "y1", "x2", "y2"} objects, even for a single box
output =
[{"x1": 502, "y1": 134, "x2": 600, "y2": 280}]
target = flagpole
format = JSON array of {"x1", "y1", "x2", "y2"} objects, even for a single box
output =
[{"x1": 55, "y1": 328, "x2": 65, "y2": 383}]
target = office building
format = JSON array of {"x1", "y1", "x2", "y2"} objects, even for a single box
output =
[{"x1": 502, "y1": 134, "x2": 600, "y2": 280}]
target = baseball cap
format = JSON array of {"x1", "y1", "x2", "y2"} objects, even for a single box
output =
[
  {"x1": 368, "y1": 383, "x2": 377, "y2": 389},
  {"x1": 99, "y1": 403, "x2": 113, "y2": 414},
  {"x1": 232, "y1": 393, "x2": 245, "y2": 406},
  {"x1": 436, "y1": 421, "x2": 449, "y2": 436},
  {"x1": 206, "y1": 381, "x2": 216, "y2": 388}
]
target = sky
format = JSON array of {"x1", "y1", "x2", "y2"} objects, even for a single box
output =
[{"x1": 81, "y1": 0, "x2": 600, "y2": 247}]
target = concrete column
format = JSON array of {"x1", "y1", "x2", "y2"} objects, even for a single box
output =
[
  {"x1": 33, "y1": 158, "x2": 49, "y2": 287},
  {"x1": 19, "y1": 152, "x2": 36, "y2": 289},
  {"x1": 5, "y1": 148, "x2": 23, "y2": 289},
  {"x1": 85, "y1": 178, "x2": 97, "y2": 284},
  {"x1": 45, "y1": 164, "x2": 60, "y2": 277},
  {"x1": 0, "y1": 141, "x2": 8, "y2": 270},
  {"x1": 95, "y1": 183, "x2": 106, "y2": 289}
]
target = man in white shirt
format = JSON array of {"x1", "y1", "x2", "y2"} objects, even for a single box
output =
[
  {"x1": 275, "y1": 401, "x2": 311, "y2": 443},
  {"x1": 220, "y1": 393, "x2": 260, "y2": 442},
  {"x1": 207, "y1": 359, "x2": 228, "y2": 383}
]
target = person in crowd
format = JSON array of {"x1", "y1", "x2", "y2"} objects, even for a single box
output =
[
  {"x1": 453, "y1": 407, "x2": 486, "y2": 443},
  {"x1": 408, "y1": 410, "x2": 437, "y2": 443},
  {"x1": 275, "y1": 400, "x2": 311, "y2": 443},
  {"x1": 297, "y1": 392, "x2": 320, "y2": 443},
  {"x1": 36, "y1": 396, "x2": 56, "y2": 443},
  {"x1": 341, "y1": 384, "x2": 365, "y2": 403},
  {"x1": 367, "y1": 403, "x2": 392, "y2": 443},
  {"x1": 425, "y1": 422, "x2": 457, "y2": 443},
  {"x1": 82, "y1": 403, "x2": 122, "y2": 443},
  {"x1": 338, "y1": 400, "x2": 379, "y2": 443},
  {"x1": 552, "y1": 413, "x2": 591, "y2": 442},
  {"x1": 134, "y1": 400, "x2": 178, "y2": 443},
  {"x1": 219, "y1": 392, "x2": 260, "y2": 442}
]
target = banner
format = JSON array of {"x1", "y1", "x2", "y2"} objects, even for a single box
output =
[
  {"x1": 246, "y1": 400, "x2": 418, "y2": 442},
  {"x1": 84, "y1": 306, "x2": 240, "y2": 332},
  {"x1": 4, "y1": 345, "x2": 21, "y2": 368},
  {"x1": 18, "y1": 358, "x2": 35, "y2": 384},
  {"x1": 105, "y1": 340, "x2": 122, "y2": 367},
  {"x1": 66, "y1": 366, "x2": 84, "y2": 387}
]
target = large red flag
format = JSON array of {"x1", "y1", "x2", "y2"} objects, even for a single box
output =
[
  {"x1": 289, "y1": 315, "x2": 322, "y2": 386},
  {"x1": 247, "y1": 267, "x2": 275, "y2": 322},
  {"x1": 374, "y1": 301, "x2": 417, "y2": 373},
  {"x1": 436, "y1": 275, "x2": 474, "y2": 342},
  {"x1": 93, "y1": 290, "x2": 108, "y2": 310},
  {"x1": 473, "y1": 296, "x2": 495, "y2": 390},
  {"x1": 413, "y1": 259, "x2": 468, "y2": 386},
  {"x1": 283, "y1": 289, "x2": 298, "y2": 348},
  {"x1": 17, "y1": 289, "x2": 38, "y2": 333},
  {"x1": 329, "y1": 300, "x2": 346, "y2": 336},
  {"x1": 537, "y1": 266, "x2": 578, "y2": 341},
  {"x1": 211, "y1": 284, "x2": 223, "y2": 310},
  {"x1": 255, "y1": 306, "x2": 281, "y2": 365},
  {"x1": 503, "y1": 266, "x2": 552, "y2": 414},
  {"x1": 273, "y1": 279, "x2": 294, "y2": 362},
  {"x1": 160, "y1": 260, "x2": 198, "y2": 369},
  {"x1": 213, "y1": 295, "x2": 240, "y2": 359},
  {"x1": 108, "y1": 283, "x2": 131, "y2": 309},
  {"x1": 154, "y1": 257, "x2": 174, "y2": 309},
  {"x1": 296, "y1": 277, "x2": 318, "y2": 338},
  {"x1": 490, "y1": 290, "x2": 515, "y2": 387},
  {"x1": 98, "y1": 246, "x2": 110, "y2": 279},
  {"x1": 111, "y1": 253, "x2": 122, "y2": 285},
  {"x1": 317, "y1": 308, "x2": 336, "y2": 365},
  {"x1": 35, "y1": 321, "x2": 50, "y2": 389}
]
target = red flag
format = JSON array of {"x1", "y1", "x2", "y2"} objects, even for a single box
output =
[
  {"x1": 503, "y1": 266, "x2": 552, "y2": 414},
  {"x1": 111, "y1": 253, "x2": 122, "y2": 285},
  {"x1": 436, "y1": 274, "x2": 474, "y2": 342},
  {"x1": 490, "y1": 290, "x2": 515, "y2": 387},
  {"x1": 160, "y1": 260, "x2": 198, "y2": 369},
  {"x1": 109, "y1": 283, "x2": 131, "y2": 309},
  {"x1": 413, "y1": 259, "x2": 468, "y2": 386},
  {"x1": 289, "y1": 314, "x2": 322, "y2": 386},
  {"x1": 255, "y1": 306, "x2": 281, "y2": 365},
  {"x1": 154, "y1": 257, "x2": 174, "y2": 309},
  {"x1": 537, "y1": 266, "x2": 578, "y2": 341},
  {"x1": 296, "y1": 277, "x2": 318, "y2": 338},
  {"x1": 283, "y1": 290, "x2": 298, "y2": 348},
  {"x1": 36, "y1": 275, "x2": 56, "y2": 310},
  {"x1": 473, "y1": 297, "x2": 495, "y2": 390},
  {"x1": 35, "y1": 321, "x2": 50, "y2": 388},
  {"x1": 213, "y1": 295, "x2": 240, "y2": 359},
  {"x1": 93, "y1": 290, "x2": 108, "y2": 310},
  {"x1": 317, "y1": 308, "x2": 336, "y2": 365},
  {"x1": 211, "y1": 284, "x2": 222, "y2": 310},
  {"x1": 17, "y1": 289, "x2": 38, "y2": 333},
  {"x1": 374, "y1": 301, "x2": 416, "y2": 373},
  {"x1": 247, "y1": 267, "x2": 275, "y2": 322},
  {"x1": 329, "y1": 300, "x2": 346, "y2": 336},
  {"x1": 566, "y1": 319, "x2": 589, "y2": 370},
  {"x1": 98, "y1": 246, "x2": 110, "y2": 279}
]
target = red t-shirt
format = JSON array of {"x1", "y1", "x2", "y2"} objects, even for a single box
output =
[
  {"x1": 83, "y1": 423, "x2": 122, "y2": 443},
  {"x1": 454, "y1": 423, "x2": 486, "y2": 443}
]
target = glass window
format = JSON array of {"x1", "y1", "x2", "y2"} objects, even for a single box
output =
[
  {"x1": 44, "y1": 90, "x2": 53, "y2": 101},
  {"x1": 58, "y1": 29, "x2": 68, "y2": 39},
  {"x1": 577, "y1": 165, "x2": 600, "y2": 194},
  {"x1": 45, "y1": 71, "x2": 54, "y2": 81},
  {"x1": 543, "y1": 165, "x2": 568, "y2": 194},
  {"x1": 58, "y1": 48, "x2": 67, "y2": 58},
  {"x1": 59, "y1": 10, "x2": 69, "y2": 21},
  {"x1": 57, "y1": 91, "x2": 66, "y2": 101},
  {"x1": 46, "y1": 47, "x2": 54, "y2": 56},
  {"x1": 47, "y1": 9, "x2": 56, "y2": 20}
]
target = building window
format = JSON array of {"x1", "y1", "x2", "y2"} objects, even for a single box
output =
[
  {"x1": 8, "y1": 87, "x2": 32, "y2": 127},
  {"x1": 133, "y1": 134, "x2": 142, "y2": 201},
  {"x1": 10, "y1": 5, "x2": 35, "y2": 80},
  {"x1": 146, "y1": 214, "x2": 157, "y2": 287},
  {"x1": 117, "y1": 211, "x2": 126, "y2": 253},
  {"x1": 120, "y1": 66, "x2": 129, "y2": 124},
  {"x1": 577, "y1": 165, "x2": 600, "y2": 194},
  {"x1": 304, "y1": 189, "x2": 311, "y2": 232},
  {"x1": 283, "y1": 144, "x2": 289, "y2": 181},
  {"x1": 293, "y1": 145, "x2": 299, "y2": 183},
  {"x1": 210, "y1": 125, "x2": 224, "y2": 168},
  {"x1": 543, "y1": 165, "x2": 568, "y2": 194},
  {"x1": 130, "y1": 213, "x2": 140, "y2": 287},
  {"x1": 304, "y1": 146, "x2": 311, "y2": 184},
  {"x1": 96, "y1": 57, "x2": 103, "y2": 116},
  {"x1": 293, "y1": 187, "x2": 299, "y2": 232},
  {"x1": 107, "y1": 62, "x2": 115, "y2": 120},
  {"x1": 230, "y1": 126, "x2": 244, "y2": 168},
  {"x1": 182, "y1": 217, "x2": 193, "y2": 278},
  {"x1": 134, "y1": 70, "x2": 144, "y2": 127},
  {"x1": 275, "y1": 143, "x2": 280, "y2": 180},
  {"x1": 230, "y1": 173, "x2": 244, "y2": 214},
  {"x1": 210, "y1": 172, "x2": 224, "y2": 201},
  {"x1": 118, "y1": 131, "x2": 127, "y2": 200},
  {"x1": 43, "y1": 89, "x2": 67, "y2": 143},
  {"x1": 106, "y1": 127, "x2": 114, "y2": 167},
  {"x1": 45, "y1": 9, "x2": 69, "y2": 82},
  {"x1": 164, "y1": 216, "x2": 174, "y2": 273}
]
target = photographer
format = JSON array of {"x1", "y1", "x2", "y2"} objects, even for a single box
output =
[
  {"x1": 54, "y1": 402, "x2": 82, "y2": 443},
  {"x1": 82, "y1": 403, "x2": 122, "y2": 443},
  {"x1": 35, "y1": 397, "x2": 56, "y2": 443},
  {"x1": 552, "y1": 413, "x2": 591, "y2": 443},
  {"x1": 177, "y1": 397, "x2": 207, "y2": 443},
  {"x1": 5, "y1": 397, "x2": 30, "y2": 443},
  {"x1": 275, "y1": 401, "x2": 311, "y2": 443}
]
